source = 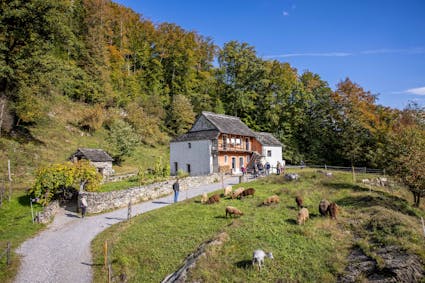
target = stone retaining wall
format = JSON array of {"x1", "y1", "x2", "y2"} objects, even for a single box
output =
[
  {"x1": 81, "y1": 174, "x2": 221, "y2": 214},
  {"x1": 37, "y1": 200, "x2": 60, "y2": 224}
]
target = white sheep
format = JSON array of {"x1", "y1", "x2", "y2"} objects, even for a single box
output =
[
  {"x1": 224, "y1": 185, "x2": 233, "y2": 197},
  {"x1": 252, "y1": 249, "x2": 274, "y2": 270}
]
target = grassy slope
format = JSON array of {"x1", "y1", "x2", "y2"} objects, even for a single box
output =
[
  {"x1": 0, "y1": 96, "x2": 169, "y2": 281},
  {"x1": 91, "y1": 169, "x2": 425, "y2": 282}
]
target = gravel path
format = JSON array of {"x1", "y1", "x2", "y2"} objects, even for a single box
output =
[{"x1": 15, "y1": 176, "x2": 241, "y2": 283}]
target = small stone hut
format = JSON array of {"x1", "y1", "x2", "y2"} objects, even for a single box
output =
[{"x1": 70, "y1": 148, "x2": 114, "y2": 177}]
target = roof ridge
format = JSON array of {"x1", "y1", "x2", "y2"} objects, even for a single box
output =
[{"x1": 202, "y1": 111, "x2": 241, "y2": 120}]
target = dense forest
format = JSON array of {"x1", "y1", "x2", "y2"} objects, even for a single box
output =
[{"x1": 0, "y1": 0, "x2": 424, "y2": 193}]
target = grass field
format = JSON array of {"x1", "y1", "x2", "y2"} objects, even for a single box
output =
[
  {"x1": 91, "y1": 169, "x2": 425, "y2": 282},
  {"x1": 0, "y1": 190, "x2": 45, "y2": 283}
]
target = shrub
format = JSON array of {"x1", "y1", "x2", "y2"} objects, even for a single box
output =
[{"x1": 29, "y1": 160, "x2": 101, "y2": 205}]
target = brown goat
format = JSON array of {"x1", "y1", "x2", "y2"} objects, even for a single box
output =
[
  {"x1": 328, "y1": 202, "x2": 338, "y2": 219},
  {"x1": 297, "y1": 207, "x2": 309, "y2": 225},
  {"x1": 295, "y1": 196, "x2": 304, "y2": 209},
  {"x1": 239, "y1": 188, "x2": 255, "y2": 198},
  {"x1": 206, "y1": 194, "x2": 220, "y2": 204},
  {"x1": 319, "y1": 199, "x2": 330, "y2": 216},
  {"x1": 225, "y1": 206, "x2": 244, "y2": 218},
  {"x1": 263, "y1": 195, "x2": 280, "y2": 205}
]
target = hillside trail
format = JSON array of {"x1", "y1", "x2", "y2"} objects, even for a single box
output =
[{"x1": 14, "y1": 176, "x2": 241, "y2": 283}]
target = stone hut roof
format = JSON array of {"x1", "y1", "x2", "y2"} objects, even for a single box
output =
[
  {"x1": 198, "y1": 111, "x2": 256, "y2": 136},
  {"x1": 254, "y1": 132, "x2": 282, "y2": 146},
  {"x1": 70, "y1": 148, "x2": 114, "y2": 162}
]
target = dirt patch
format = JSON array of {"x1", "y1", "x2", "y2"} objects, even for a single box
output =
[
  {"x1": 162, "y1": 232, "x2": 229, "y2": 283},
  {"x1": 338, "y1": 246, "x2": 424, "y2": 282}
]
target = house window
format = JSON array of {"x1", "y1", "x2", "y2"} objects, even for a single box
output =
[
  {"x1": 267, "y1": 150, "x2": 272, "y2": 157},
  {"x1": 231, "y1": 138, "x2": 235, "y2": 145},
  {"x1": 224, "y1": 155, "x2": 228, "y2": 164},
  {"x1": 188, "y1": 142, "x2": 191, "y2": 148},
  {"x1": 187, "y1": 164, "x2": 191, "y2": 173},
  {"x1": 247, "y1": 156, "x2": 250, "y2": 163},
  {"x1": 239, "y1": 157, "x2": 244, "y2": 168},
  {"x1": 236, "y1": 138, "x2": 241, "y2": 145},
  {"x1": 245, "y1": 138, "x2": 250, "y2": 150}
]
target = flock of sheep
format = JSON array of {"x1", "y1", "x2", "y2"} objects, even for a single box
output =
[{"x1": 198, "y1": 183, "x2": 339, "y2": 270}]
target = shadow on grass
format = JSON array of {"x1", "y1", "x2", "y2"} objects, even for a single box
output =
[
  {"x1": 337, "y1": 194, "x2": 419, "y2": 217},
  {"x1": 18, "y1": 194, "x2": 31, "y2": 206},
  {"x1": 235, "y1": 259, "x2": 252, "y2": 269},
  {"x1": 285, "y1": 219, "x2": 298, "y2": 225},
  {"x1": 81, "y1": 262, "x2": 103, "y2": 267}
]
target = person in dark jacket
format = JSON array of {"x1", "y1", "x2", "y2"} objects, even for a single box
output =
[{"x1": 172, "y1": 179, "x2": 180, "y2": 203}]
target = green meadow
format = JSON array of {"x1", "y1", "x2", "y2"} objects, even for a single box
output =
[{"x1": 91, "y1": 169, "x2": 425, "y2": 282}]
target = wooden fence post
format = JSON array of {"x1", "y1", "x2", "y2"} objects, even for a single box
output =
[
  {"x1": 6, "y1": 242, "x2": 11, "y2": 265},
  {"x1": 8, "y1": 160, "x2": 12, "y2": 201},
  {"x1": 127, "y1": 201, "x2": 132, "y2": 220},
  {"x1": 104, "y1": 240, "x2": 108, "y2": 269}
]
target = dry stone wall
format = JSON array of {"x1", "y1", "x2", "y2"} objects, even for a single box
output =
[
  {"x1": 81, "y1": 174, "x2": 221, "y2": 214},
  {"x1": 37, "y1": 200, "x2": 60, "y2": 224}
]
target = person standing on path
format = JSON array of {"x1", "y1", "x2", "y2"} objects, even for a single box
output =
[
  {"x1": 80, "y1": 195, "x2": 88, "y2": 218},
  {"x1": 172, "y1": 179, "x2": 180, "y2": 203}
]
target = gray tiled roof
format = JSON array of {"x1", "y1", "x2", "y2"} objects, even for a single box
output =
[
  {"x1": 254, "y1": 132, "x2": 282, "y2": 146},
  {"x1": 171, "y1": 130, "x2": 220, "y2": 142},
  {"x1": 201, "y1": 111, "x2": 256, "y2": 137},
  {"x1": 71, "y1": 148, "x2": 114, "y2": 162}
]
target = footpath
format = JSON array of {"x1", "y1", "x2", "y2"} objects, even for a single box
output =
[{"x1": 14, "y1": 176, "x2": 241, "y2": 283}]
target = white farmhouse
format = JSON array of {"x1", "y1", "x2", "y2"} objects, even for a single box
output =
[
  {"x1": 170, "y1": 111, "x2": 283, "y2": 176},
  {"x1": 254, "y1": 132, "x2": 283, "y2": 174}
]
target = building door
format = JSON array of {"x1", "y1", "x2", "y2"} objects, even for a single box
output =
[{"x1": 231, "y1": 157, "x2": 236, "y2": 171}]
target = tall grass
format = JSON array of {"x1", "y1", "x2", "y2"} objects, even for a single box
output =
[{"x1": 91, "y1": 170, "x2": 425, "y2": 282}]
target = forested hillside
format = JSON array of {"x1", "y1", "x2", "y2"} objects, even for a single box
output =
[{"x1": 0, "y1": 0, "x2": 424, "y2": 182}]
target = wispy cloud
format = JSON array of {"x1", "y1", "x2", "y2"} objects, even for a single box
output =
[
  {"x1": 265, "y1": 47, "x2": 425, "y2": 59},
  {"x1": 282, "y1": 11, "x2": 289, "y2": 16},
  {"x1": 405, "y1": 86, "x2": 425, "y2": 96},
  {"x1": 361, "y1": 47, "x2": 425, "y2": 55}
]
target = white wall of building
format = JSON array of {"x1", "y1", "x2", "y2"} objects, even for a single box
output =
[
  {"x1": 170, "y1": 140, "x2": 213, "y2": 176},
  {"x1": 262, "y1": 146, "x2": 283, "y2": 173}
]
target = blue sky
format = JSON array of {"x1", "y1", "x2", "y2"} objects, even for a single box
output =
[{"x1": 113, "y1": 0, "x2": 425, "y2": 109}]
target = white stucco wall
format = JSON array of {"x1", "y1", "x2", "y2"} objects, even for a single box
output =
[
  {"x1": 170, "y1": 140, "x2": 213, "y2": 176},
  {"x1": 262, "y1": 146, "x2": 283, "y2": 173}
]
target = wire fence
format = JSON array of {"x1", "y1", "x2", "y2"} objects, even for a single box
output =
[{"x1": 288, "y1": 164, "x2": 385, "y2": 175}]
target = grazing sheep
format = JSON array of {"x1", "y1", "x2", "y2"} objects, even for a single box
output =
[
  {"x1": 225, "y1": 206, "x2": 243, "y2": 218},
  {"x1": 319, "y1": 199, "x2": 330, "y2": 216},
  {"x1": 239, "y1": 188, "x2": 255, "y2": 198},
  {"x1": 285, "y1": 173, "x2": 299, "y2": 181},
  {"x1": 297, "y1": 207, "x2": 309, "y2": 225},
  {"x1": 206, "y1": 194, "x2": 220, "y2": 204},
  {"x1": 295, "y1": 196, "x2": 304, "y2": 209},
  {"x1": 328, "y1": 202, "x2": 338, "y2": 219},
  {"x1": 224, "y1": 185, "x2": 233, "y2": 197},
  {"x1": 231, "y1": 188, "x2": 245, "y2": 199},
  {"x1": 200, "y1": 193, "x2": 208, "y2": 204},
  {"x1": 252, "y1": 249, "x2": 274, "y2": 270},
  {"x1": 263, "y1": 195, "x2": 280, "y2": 205}
]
